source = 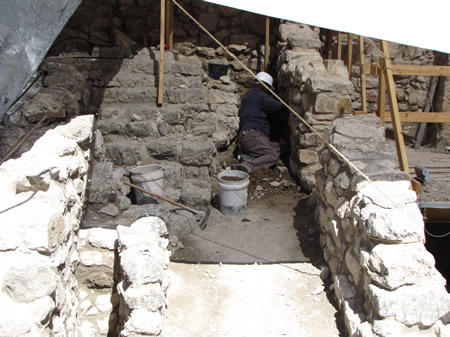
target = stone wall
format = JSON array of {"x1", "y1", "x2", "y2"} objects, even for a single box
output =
[
  {"x1": 315, "y1": 114, "x2": 450, "y2": 337},
  {"x1": 0, "y1": 115, "x2": 93, "y2": 336},
  {"x1": 51, "y1": 0, "x2": 274, "y2": 94},
  {"x1": 276, "y1": 21, "x2": 354, "y2": 192}
]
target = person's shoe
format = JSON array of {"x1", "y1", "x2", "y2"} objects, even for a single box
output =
[{"x1": 231, "y1": 164, "x2": 249, "y2": 173}]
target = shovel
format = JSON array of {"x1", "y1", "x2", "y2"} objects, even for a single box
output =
[{"x1": 121, "y1": 180, "x2": 210, "y2": 230}]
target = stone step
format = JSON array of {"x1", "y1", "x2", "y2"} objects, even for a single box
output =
[
  {"x1": 102, "y1": 135, "x2": 216, "y2": 168},
  {"x1": 97, "y1": 102, "x2": 212, "y2": 138},
  {"x1": 101, "y1": 87, "x2": 158, "y2": 103}
]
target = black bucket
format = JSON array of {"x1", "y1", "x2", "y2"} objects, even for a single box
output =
[{"x1": 208, "y1": 63, "x2": 229, "y2": 80}]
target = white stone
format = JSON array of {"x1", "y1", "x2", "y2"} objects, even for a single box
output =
[
  {"x1": 124, "y1": 309, "x2": 163, "y2": 335},
  {"x1": 54, "y1": 115, "x2": 94, "y2": 146},
  {"x1": 360, "y1": 203, "x2": 425, "y2": 242},
  {"x1": 88, "y1": 228, "x2": 117, "y2": 251},
  {"x1": 361, "y1": 243, "x2": 446, "y2": 290},
  {"x1": 78, "y1": 320, "x2": 97, "y2": 337},
  {"x1": 79, "y1": 250, "x2": 114, "y2": 268},
  {"x1": 117, "y1": 217, "x2": 168, "y2": 249},
  {"x1": 119, "y1": 283, "x2": 165, "y2": 311},
  {"x1": 368, "y1": 284, "x2": 450, "y2": 327},
  {"x1": 2, "y1": 261, "x2": 58, "y2": 303},
  {"x1": 119, "y1": 246, "x2": 168, "y2": 284},
  {"x1": 357, "y1": 180, "x2": 417, "y2": 208},
  {"x1": 96, "y1": 294, "x2": 113, "y2": 312}
]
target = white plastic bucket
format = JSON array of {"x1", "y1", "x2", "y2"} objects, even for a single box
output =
[
  {"x1": 218, "y1": 170, "x2": 250, "y2": 216},
  {"x1": 130, "y1": 164, "x2": 164, "y2": 204}
]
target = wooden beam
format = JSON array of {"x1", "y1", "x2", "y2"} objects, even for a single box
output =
[
  {"x1": 337, "y1": 32, "x2": 342, "y2": 60},
  {"x1": 265, "y1": 16, "x2": 270, "y2": 71},
  {"x1": 165, "y1": 0, "x2": 173, "y2": 50},
  {"x1": 158, "y1": 0, "x2": 165, "y2": 106},
  {"x1": 378, "y1": 60, "x2": 386, "y2": 124},
  {"x1": 362, "y1": 63, "x2": 379, "y2": 75},
  {"x1": 358, "y1": 36, "x2": 368, "y2": 112},
  {"x1": 391, "y1": 65, "x2": 450, "y2": 76},
  {"x1": 347, "y1": 33, "x2": 353, "y2": 80},
  {"x1": 380, "y1": 40, "x2": 410, "y2": 175},
  {"x1": 355, "y1": 111, "x2": 450, "y2": 123}
]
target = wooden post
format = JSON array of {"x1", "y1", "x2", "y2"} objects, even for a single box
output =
[
  {"x1": 158, "y1": 0, "x2": 165, "y2": 106},
  {"x1": 326, "y1": 30, "x2": 333, "y2": 59},
  {"x1": 380, "y1": 40, "x2": 410, "y2": 175},
  {"x1": 378, "y1": 58, "x2": 386, "y2": 125},
  {"x1": 358, "y1": 36, "x2": 367, "y2": 112},
  {"x1": 165, "y1": 0, "x2": 173, "y2": 50},
  {"x1": 415, "y1": 76, "x2": 439, "y2": 148},
  {"x1": 264, "y1": 16, "x2": 270, "y2": 71},
  {"x1": 347, "y1": 33, "x2": 353, "y2": 80},
  {"x1": 337, "y1": 32, "x2": 342, "y2": 60}
]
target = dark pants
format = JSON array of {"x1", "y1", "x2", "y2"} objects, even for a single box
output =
[{"x1": 239, "y1": 129, "x2": 280, "y2": 173}]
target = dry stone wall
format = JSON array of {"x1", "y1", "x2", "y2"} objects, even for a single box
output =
[
  {"x1": 0, "y1": 115, "x2": 94, "y2": 336},
  {"x1": 276, "y1": 21, "x2": 354, "y2": 192},
  {"x1": 315, "y1": 114, "x2": 450, "y2": 337}
]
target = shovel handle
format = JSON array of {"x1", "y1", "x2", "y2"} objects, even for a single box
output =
[{"x1": 120, "y1": 180, "x2": 204, "y2": 216}]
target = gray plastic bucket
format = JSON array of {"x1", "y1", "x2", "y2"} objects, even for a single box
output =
[
  {"x1": 130, "y1": 164, "x2": 164, "y2": 204},
  {"x1": 218, "y1": 170, "x2": 250, "y2": 215}
]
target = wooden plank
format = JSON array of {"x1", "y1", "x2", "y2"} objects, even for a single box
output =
[
  {"x1": 265, "y1": 16, "x2": 270, "y2": 71},
  {"x1": 362, "y1": 63, "x2": 379, "y2": 75},
  {"x1": 347, "y1": 33, "x2": 353, "y2": 80},
  {"x1": 337, "y1": 32, "x2": 342, "y2": 60},
  {"x1": 380, "y1": 40, "x2": 410, "y2": 175},
  {"x1": 355, "y1": 111, "x2": 450, "y2": 123},
  {"x1": 391, "y1": 65, "x2": 450, "y2": 76},
  {"x1": 358, "y1": 36, "x2": 368, "y2": 112},
  {"x1": 158, "y1": 0, "x2": 165, "y2": 106},
  {"x1": 165, "y1": 0, "x2": 173, "y2": 50}
]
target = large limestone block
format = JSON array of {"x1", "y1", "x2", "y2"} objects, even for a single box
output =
[
  {"x1": 332, "y1": 114, "x2": 385, "y2": 139},
  {"x1": 120, "y1": 246, "x2": 168, "y2": 284},
  {"x1": 361, "y1": 243, "x2": 446, "y2": 290},
  {"x1": 306, "y1": 71, "x2": 354, "y2": 95},
  {"x1": 54, "y1": 115, "x2": 94, "y2": 147},
  {"x1": 117, "y1": 217, "x2": 168, "y2": 249},
  {"x1": 145, "y1": 137, "x2": 179, "y2": 161},
  {"x1": 105, "y1": 142, "x2": 147, "y2": 166},
  {"x1": 123, "y1": 309, "x2": 163, "y2": 336},
  {"x1": 117, "y1": 282, "x2": 164, "y2": 311},
  {"x1": 368, "y1": 284, "x2": 450, "y2": 327},
  {"x1": 180, "y1": 140, "x2": 215, "y2": 166},
  {"x1": 279, "y1": 23, "x2": 322, "y2": 49},
  {"x1": 181, "y1": 179, "x2": 212, "y2": 209},
  {"x1": 315, "y1": 92, "x2": 353, "y2": 114},
  {"x1": 360, "y1": 203, "x2": 425, "y2": 242},
  {"x1": 2, "y1": 261, "x2": 58, "y2": 303}
]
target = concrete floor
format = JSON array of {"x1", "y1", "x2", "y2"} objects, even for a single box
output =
[{"x1": 166, "y1": 193, "x2": 345, "y2": 337}]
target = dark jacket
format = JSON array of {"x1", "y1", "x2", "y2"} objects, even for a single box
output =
[{"x1": 239, "y1": 87, "x2": 284, "y2": 136}]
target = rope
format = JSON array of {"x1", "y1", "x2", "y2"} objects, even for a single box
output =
[
  {"x1": 171, "y1": 0, "x2": 400, "y2": 208},
  {"x1": 368, "y1": 235, "x2": 424, "y2": 244}
]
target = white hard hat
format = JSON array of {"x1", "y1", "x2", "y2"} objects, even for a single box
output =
[{"x1": 255, "y1": 71, "x2": 273, "y2": 87}]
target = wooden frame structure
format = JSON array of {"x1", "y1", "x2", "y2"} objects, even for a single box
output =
[{"x1": 354, "y1": 37, "x2": 450, "y2": 178}]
